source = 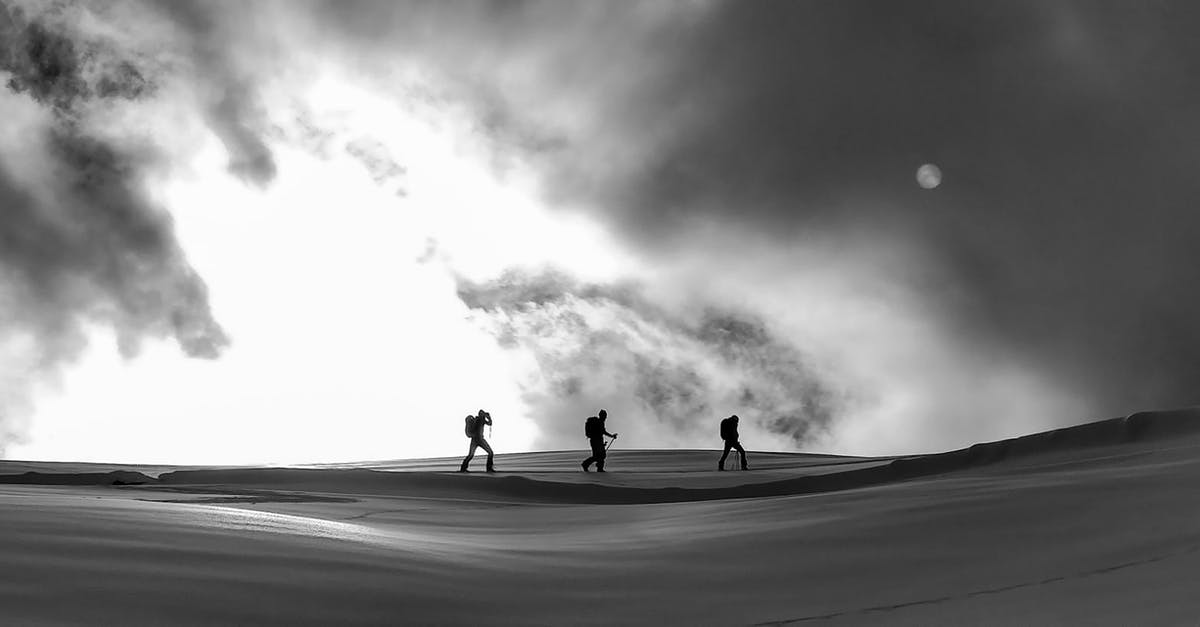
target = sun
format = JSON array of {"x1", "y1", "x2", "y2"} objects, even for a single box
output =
[{"x1": 916, "y1": 163, "x2": 942, "y2": 189}]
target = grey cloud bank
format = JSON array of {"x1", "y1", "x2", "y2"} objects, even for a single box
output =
[{"x1": 421, "y1": 1, "x2": 1200, "y2": 438}]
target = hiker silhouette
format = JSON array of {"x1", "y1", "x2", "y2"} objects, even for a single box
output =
[
  {"x1": 719, "y1": 414, "x2": 749, "y2": 471},
  {"x1": 581, "y1": 409, "x2": 617, "y2": 472},
  {"x1": 460, "y1": 409, "x2": 495, "y2": 473}
]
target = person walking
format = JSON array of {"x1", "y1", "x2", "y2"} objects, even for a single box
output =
[
  {"x1": 460, "y1": 409, "x2": 495, "y2": 473},
  {"x1": 581, "y1": 409, "x2": 618, "y2": 472},
  {"x1": 718, "y1": 414, "x2": 749, "y2": 471}
]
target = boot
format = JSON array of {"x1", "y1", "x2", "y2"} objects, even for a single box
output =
[
  {"x1": 718, "y1": 464, "x2": 725, "y2": 471},
  {"x1": 459, "y1": 461, "x2": 469, "y2": 473},
  {"x1": 581, "y1": 461, "x2": 590, "y2": 472}
]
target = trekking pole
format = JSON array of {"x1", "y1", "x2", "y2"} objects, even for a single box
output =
[{"x1": 605, "y1": 435, "x2": 616, "y2": 451}]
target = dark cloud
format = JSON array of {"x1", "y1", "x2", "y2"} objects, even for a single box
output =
[
  {"x1": 0, "y1": 5, "x2": 227, "y2": 452},
  {"x1": 1, "y1": 3, "x2": 151, "y2": 114},
  {"x1": 416, "y1": 1, "x2": 1200, "y2": 422},
  {"x1": 458, "y1": 269, "x2": 843, "y2": 449},
  {"x1": 678, "y1": 3, "x2": 1200, "y2": 417}
]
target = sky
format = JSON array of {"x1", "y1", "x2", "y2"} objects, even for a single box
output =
[{"x1": 2, "y1": 0, "x2": 1199, "y2": 464}]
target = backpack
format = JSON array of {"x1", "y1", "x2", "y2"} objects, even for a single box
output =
[
  {"x1": 720, "y1": 417, "x2": 735, "y2": 440},
  {"x1": 464, "y1": 415, "x2": 477, "y2": 438},
  {"x1": 584, "y1": 416, "x2": 600, "y2": 439}
]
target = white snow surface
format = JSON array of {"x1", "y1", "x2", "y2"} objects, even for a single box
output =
[{"x1": 2, "y1": 410, "x2": 1200, "y2": 625}]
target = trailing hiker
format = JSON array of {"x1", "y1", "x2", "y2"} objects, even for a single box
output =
[
  {"x1": 460, "y1": 409, "x2": 495, "y2": 473},
  {"x1": 718, "y1": 414, "x2": 749, "y2": 471},
  {"x1": 581, "y1": 409, "x2": 618, "y2": 472}
]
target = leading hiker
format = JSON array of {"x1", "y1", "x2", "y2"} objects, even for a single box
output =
[
  {"x1": 460, "y1": 409, "x2": 495, "y2": 473},
  {"x1": 581, "y1": 409, "x2": 618, "y2": 472}
]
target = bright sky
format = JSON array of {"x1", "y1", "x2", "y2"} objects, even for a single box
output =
[{"x1": 7, "y1": 69, "x2": 632, "y2": 464}]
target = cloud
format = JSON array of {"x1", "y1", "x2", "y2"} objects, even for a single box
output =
[
  {"x1": 0, "y1": 3, "x2": 227, "y2": 452},
  {"x1": 150, "y1": 1, "x2": 278, "y2": 187},
  {"x1": 457, "y1": 268, "x2": 844, "y2": 450},
  {"x1": 376, "y1": 1, "x2": 1200, "y2": 429}
]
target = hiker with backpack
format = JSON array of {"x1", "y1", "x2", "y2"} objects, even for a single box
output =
[
  {"x1": 460, "y1": 409, "x2": 495, "y2": 473},
  {"x1": 718, "y1": 414, "x2": 749, "y2": 471},
  {"x1": 581, "y1": 409, "x2": 618, "y2": 472}
]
